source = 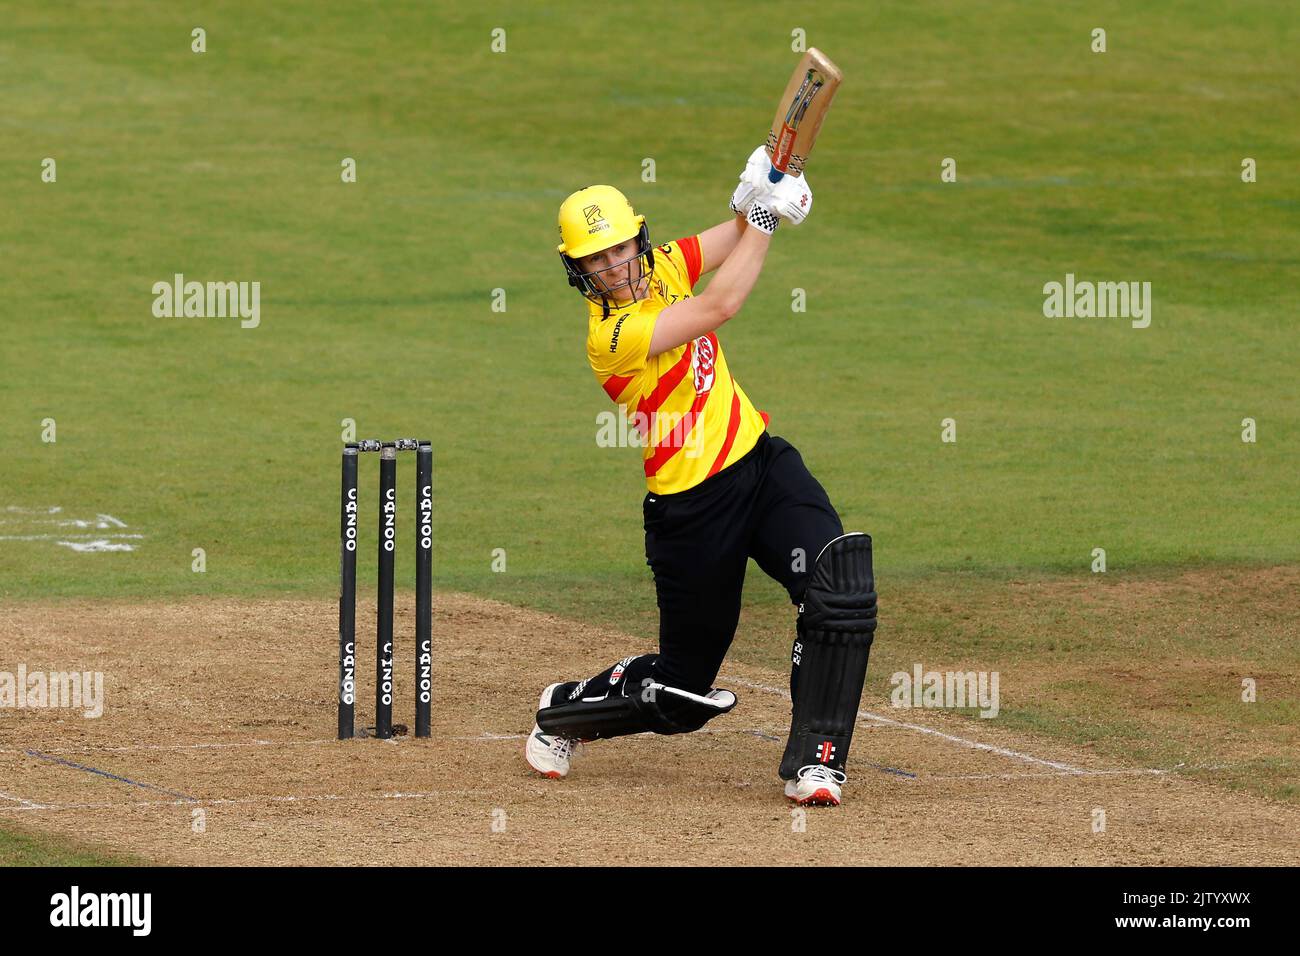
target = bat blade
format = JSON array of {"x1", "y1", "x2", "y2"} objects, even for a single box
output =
[{"x1": 765, "y1": 48, "x2": 843, "y2": 182}]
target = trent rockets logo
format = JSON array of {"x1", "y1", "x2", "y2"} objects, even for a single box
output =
[
  {"x1": 583, "y1": 204, "x2": 610, "y2": 236},
  {"x1": 816, "y1": 740, "x2": 836, "y2": 764},
  {"x1": 691, "y1": 334, "x2": 716, "y2": 394}
]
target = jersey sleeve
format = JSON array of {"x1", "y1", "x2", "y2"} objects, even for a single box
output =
[
  {"x1": 656, "y1": 235, "x2": 703, "y2": 290},
  {"x1": 588, "y1": 304, "x2": 659, "y2": 380}
]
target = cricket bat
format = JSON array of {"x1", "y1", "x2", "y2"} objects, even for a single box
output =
[{"x1": 765, "y1": 48, "x2": 843, "y2": 183}]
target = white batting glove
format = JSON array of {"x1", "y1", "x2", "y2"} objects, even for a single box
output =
[
  {"x1": 729, "y1": 145, "x2": 774, "y2": 215},
  {"x1": 756, "y1": 170, "x2": 813, "y2": 226}
]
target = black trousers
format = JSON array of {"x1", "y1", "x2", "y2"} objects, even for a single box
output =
[{"x1": 639, "y1": 431, "x2": 844, "y2": 694}]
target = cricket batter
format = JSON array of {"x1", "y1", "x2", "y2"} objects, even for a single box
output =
[{"x1": 527, "y1": 148, "x2": 878, "y2": 806}]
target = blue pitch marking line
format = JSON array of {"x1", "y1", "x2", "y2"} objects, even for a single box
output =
[
  {"x1": 863, "y1": 761, "x2": 917, "y2": 779},
  {"x1": 25, "y1": 750, "x2": 199, "y2": 803}
]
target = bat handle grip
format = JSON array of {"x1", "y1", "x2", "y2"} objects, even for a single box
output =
[{"x1": 768, "y1": 165, "x2": 785, "y2": 184}]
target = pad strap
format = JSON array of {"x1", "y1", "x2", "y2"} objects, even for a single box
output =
[{"x1": 538, "y1": 680, "x2": 737, "y2": 740}]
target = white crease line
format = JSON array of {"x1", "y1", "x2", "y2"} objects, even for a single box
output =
[
  {"x1": 0, "y1": 739, "x2": 337, "y2": 755},
  {"x1": 923, "y1": 768, "x2": 1173, "y2": 782},
  {"x1": 855, "y1": 713, "x2": 1082, "y2": 772},
  {"x1": 0, "y1": 790, "x2": 50, "y2": 809},
  {"x1": 0, "y1": 534, "x2": 144, "y2": 541},
  {"x1": 0, "y1": 728, "x2": 790, "y2": 757},
  {"x1": 0, "y1": 518, "x2": 128, "y2": 529},
  {"x1": 722, "y1": 674, "x2": 1085, "y2": 773},
  {"x1": 922, "y1": 763, "x2": 1239, "y2": 782},
  {"x1": 0, "y1": 788, "x2": 509, "y2": 814},
  {"x1": 1, "y1": 776, "x2": 746, "y2": 815}
]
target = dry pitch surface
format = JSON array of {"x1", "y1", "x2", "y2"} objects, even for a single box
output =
[{"x1": 2, "y1": 593, "x2": 1297, "y2": 866}]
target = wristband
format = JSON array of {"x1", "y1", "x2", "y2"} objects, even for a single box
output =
[{"x1": 746, "y1": 203, "x2": 779, "y2": 235}]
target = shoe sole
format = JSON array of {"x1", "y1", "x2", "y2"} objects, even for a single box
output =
[
  {"x1": 786, "y1": 789, "x2": 841, "y2": 807},
  {"x1": 524, "y1": 742, "x2": 567, "y2": 779}
]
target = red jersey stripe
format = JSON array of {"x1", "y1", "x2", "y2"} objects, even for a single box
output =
[
  {"x1": 677, "y1": 235, "x2": 703, "y2": 287},
  {"x1": 602, "y1": 373, "x2": 634, "y2": 402},
  {"x1": 707, "y1": 383, "x2": 743, "y2": 477},
  {"x1": 644, "y1": 387, "x2": 712, "y2": 478},
  {"x1": 636, "y1": 341, "x2": 693, "y2": 418}
]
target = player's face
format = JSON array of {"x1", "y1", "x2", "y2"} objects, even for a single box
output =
[{"x1": 581, "y1": 239, "x2": 644, "y2": 301}]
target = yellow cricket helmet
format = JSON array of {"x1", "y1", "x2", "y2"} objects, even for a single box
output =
[
  {"x1": 557, "y1": 185, "x2": 655, "y2": 309},
  {"x1": 556, "y1": 185, "x2": 644, "y2": 259}
]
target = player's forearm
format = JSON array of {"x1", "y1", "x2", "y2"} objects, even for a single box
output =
[
  {"x1": 701, "y1": 224, "x2": 772, "y2": 319},
  {"x1": 697, "y1": 213, "x2": 747, "y2": 274},
  {"x1": 647, "y1": 220, "x2": 772, "y2": 356}
]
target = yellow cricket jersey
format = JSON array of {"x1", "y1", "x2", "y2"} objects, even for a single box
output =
[{"x1": 586, "y1": 235, "x2": 770, "y2": 495}]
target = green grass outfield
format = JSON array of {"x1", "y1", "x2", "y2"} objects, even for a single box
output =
[
  {"x1": 0, "y1": 825, "x2": 142, "y2": 867},
  {"x1": 2, "y1": 2, "x2": 1298, "y2": 858},
  {"x1": 3, "y1": 0, "x2": 1297, "y2": 612}
]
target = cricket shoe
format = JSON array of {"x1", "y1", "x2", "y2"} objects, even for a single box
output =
[
  {"x1": 784, "y1": 765, "x2": 846, "y2": 806},
  {"x1": 524, "y1": 682, "x2": 583, "y2": 779}
]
